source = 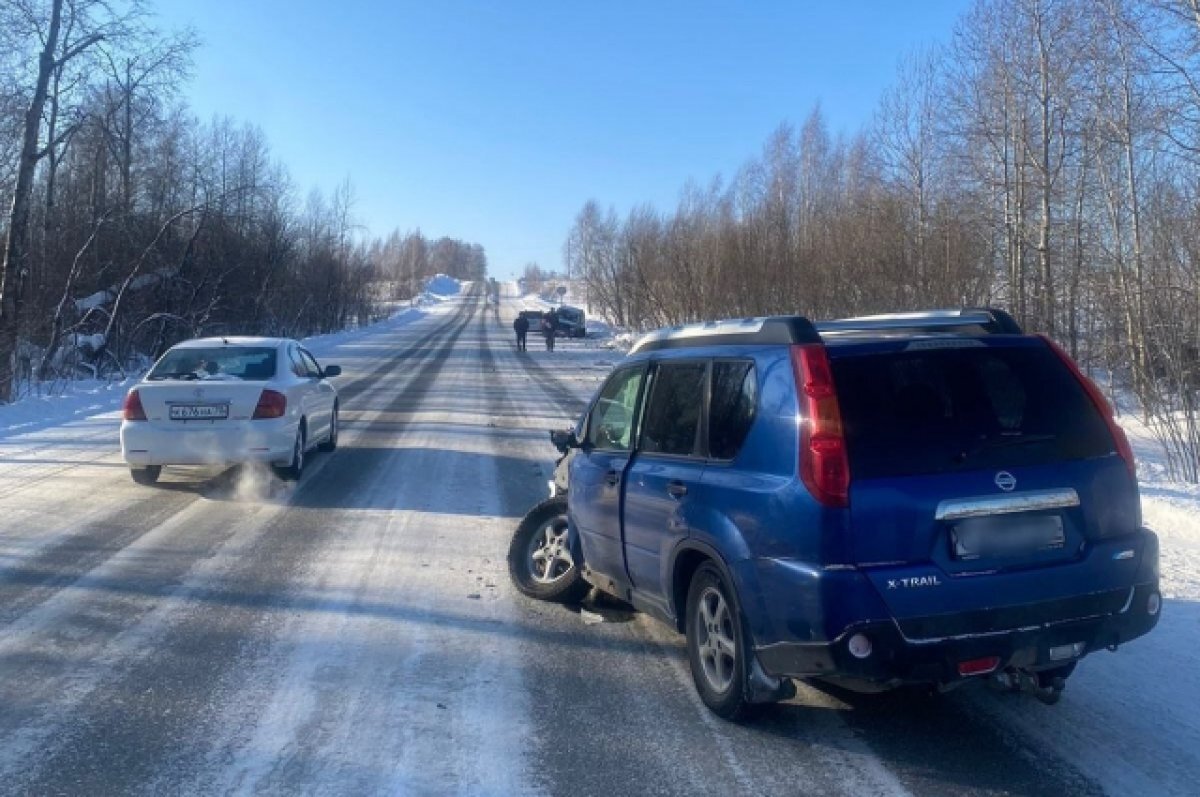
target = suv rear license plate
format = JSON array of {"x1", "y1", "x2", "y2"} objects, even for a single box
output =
[
  {"x1": 951, "y1": 515, "x2": 1064, "y2": 560},
  {"x1": 169, "y1": 404, "x2": 229, "y2": 420}
]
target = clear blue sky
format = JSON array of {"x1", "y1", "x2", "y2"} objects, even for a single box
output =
[{"x1": 154, "y1": 1, "x2": 973, "y2": 280}]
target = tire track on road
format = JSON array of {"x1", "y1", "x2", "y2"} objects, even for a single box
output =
[
  {"x1": 0, "y1": 298, "x2": 481, "y2": 789},
  {"x1": 479, "y1": 301, "x2": 746, "y2": 797},
  {"x1": 7, "y1": 293, "x2": 483, "y2": 795},
  {"x1": 492, "y1": 302, "x2": 589, "y2": 420},
  {"x1": 0, "y1": 297, "x2": 476, "y2": 632}
]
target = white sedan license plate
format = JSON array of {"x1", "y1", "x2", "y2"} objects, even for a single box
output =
[{"x1": 169, "y1": 403, "x2": 229, "y2": 420}]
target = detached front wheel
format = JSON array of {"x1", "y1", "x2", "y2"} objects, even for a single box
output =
[{"x1": 508, "y1": 496, "x2": 588, "y2": 603}]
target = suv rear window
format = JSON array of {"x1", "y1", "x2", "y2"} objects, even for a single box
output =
[{"x1": 830, "y1": 343, "x2": 1116, "y2": 479}]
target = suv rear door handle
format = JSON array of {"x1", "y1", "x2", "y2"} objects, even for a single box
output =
[
  {"x1": 604, "y1": 471, "x2": 620, "y2": 486},
  {"x1": 667, "y1": 480, "x2": 688, "y2": 498}
]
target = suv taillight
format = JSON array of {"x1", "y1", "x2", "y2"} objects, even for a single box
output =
[
  {"x1": 1039, "y1": 335, "x2": 1137, "y2": 480},
  {"x1": 252, "y1": 389, "x2": 287, "y2": 419},
  {"x1": 122, "y1": 390, "x2": 147, "y2": 421},
  {"x1": 791, "y1": 344, "x2": 850, "y2": 507}
]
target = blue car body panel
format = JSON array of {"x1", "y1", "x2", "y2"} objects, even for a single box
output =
[
  {"x1": 569, "y1": 326, "x2": 1161, "y2": 686},
  {"x1": 624, "y1": 454, "x2": 704, "y2": 602},
  {"x1": 570, "y1": 445, "x2": 633, "y2": 584}
]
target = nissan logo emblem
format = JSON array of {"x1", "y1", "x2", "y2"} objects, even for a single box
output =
[{"x1": 995, "y1": 471, "x2": 1017, "y2": 492}]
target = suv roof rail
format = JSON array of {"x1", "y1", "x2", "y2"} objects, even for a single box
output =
[
  {"x1": 626, "y1": 308, "x2": 1022, "y2": 353},
  {"x1": 814, "y1": 307, "x2": 1022, "y2": 337},
  {"x1": 629, "y1": 316, "x2": 821, "y2": 354}
]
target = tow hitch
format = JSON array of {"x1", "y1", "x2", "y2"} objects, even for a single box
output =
[{"x1": 989, "y1": 667, "x2": 1069, "y2": 705}]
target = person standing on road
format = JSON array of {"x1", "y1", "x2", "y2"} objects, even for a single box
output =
[
  {"x1": 514, "y1": 313, "x2": 529, "y2": 351},
  {"x1": 542, "y1": 309, "x2": 558, "y2": 351}
]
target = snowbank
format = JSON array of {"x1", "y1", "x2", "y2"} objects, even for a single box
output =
[
  {"x1": 424, "y1": 274, "x2": 461, "y2": 297},
  {"x1": 1119, "y1": 414, "x2": 1200, "y2": 601},
  {"x1": 0, "y1": 378, "x2": 139, "y2": 439},
  {"x1": 414, "y1": 274, "x2": 464, "y2": 306},
  {"x1": 0, "y1": 305, "x2": 428, "y2": 439}
]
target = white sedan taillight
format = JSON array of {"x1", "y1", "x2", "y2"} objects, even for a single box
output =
[
  {"x1": 252, "y1": 389, "x2": 287, "y2": 419},
  {"x1": 123, "y1": 390, "x2": 147, "y2": 421}
]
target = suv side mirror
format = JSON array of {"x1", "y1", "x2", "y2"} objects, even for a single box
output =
[
  {"x1": 322, "y1": 365, "x2": 342, "y2": 378},
  {"x1": 549, "y1": 428, "x2": 579, "y2": 453}
]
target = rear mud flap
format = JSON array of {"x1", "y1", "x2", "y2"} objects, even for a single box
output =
[{"x1": 747, "y1": 654, "x2": 796, "y2": 704}]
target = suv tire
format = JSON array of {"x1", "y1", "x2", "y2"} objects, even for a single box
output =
[
  {"x1": 686, "y1": 563, "x2": 752, "y2": 721},
  {"x1": 508, "y1": 496, "x2": 588, "y2": 603}
]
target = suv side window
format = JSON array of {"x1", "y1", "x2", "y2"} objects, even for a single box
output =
[
  {"x1": 587, "y1": 367, "x2": 644, "y2": 451},
  {"x1": 640, "y1": 361, "x2": 707, "y2": 457},
  {"x1": 709, "y1": 360, "x2": 757, "y2": 460}
]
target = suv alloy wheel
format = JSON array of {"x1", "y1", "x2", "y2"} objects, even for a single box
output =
[{"x1": 686, "y1": 563, "x2": 751, "y2": 720}]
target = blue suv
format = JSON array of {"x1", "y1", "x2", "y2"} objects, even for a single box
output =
[{"x1": 554, "y1": 309, "x2": 1160, "y2": 719}]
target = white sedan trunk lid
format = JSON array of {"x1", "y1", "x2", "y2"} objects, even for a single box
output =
[{"x1": 135, "y1": 379, "x2": 269, "y2": 429}]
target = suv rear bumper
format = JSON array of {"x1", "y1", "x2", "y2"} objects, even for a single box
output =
[
  {"x1": 735, "y1": 528, "x2": 1162, "y2": 685},
  {"x1": 755, "y1": 581, "x2": 1161, "y2": 684}
]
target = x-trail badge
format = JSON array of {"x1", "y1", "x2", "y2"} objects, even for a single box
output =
[{"x1": 995, "y1": 471, "x2": 1017, "y2": 492}]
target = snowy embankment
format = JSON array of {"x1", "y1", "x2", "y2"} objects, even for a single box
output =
[
  {"x1": 1122, "y1": 415, "x2": 1200, "y2": 601},
  {"x1": 0, "y1": 275, "x2": 463, "y2": 439},
  {"x1": 415, "y1": 274, "x2": 465, "y2": 306}
]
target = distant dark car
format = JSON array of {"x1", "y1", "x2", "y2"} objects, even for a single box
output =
[
  {"x1": 519, "y1": 307, "x2": 586, "y2": 338},
  {"x1": 556, "y1": 306, "x2": 586, "y2": 338}
]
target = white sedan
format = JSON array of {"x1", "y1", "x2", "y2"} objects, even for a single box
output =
[{"x1": 120, "y1": 337, "x2": 341, "y2": 484}]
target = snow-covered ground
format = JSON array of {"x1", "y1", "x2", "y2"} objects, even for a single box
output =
[
  {"x1": 1123, "y1": 415, "x2": 1200, "y2": 601},
  {"x1": 0, "y1": 284, "x2": 1197, "y2": 795}
]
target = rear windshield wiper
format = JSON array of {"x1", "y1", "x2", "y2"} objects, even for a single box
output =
[{"x1": 955, "y1": 433, "x2": 1057, "y2": 464}]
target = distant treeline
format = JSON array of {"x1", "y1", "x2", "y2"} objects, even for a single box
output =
[
  {"x1": 0, "y1": 0, "x2": 484, "y2": 400},
  {"x1": 567, "y1": 0, "x2": 1200, "y2": 481}
]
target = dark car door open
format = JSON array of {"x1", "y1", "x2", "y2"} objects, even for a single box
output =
[{"x1": 569, "y1": 365, "x2": 647, "y2": 586}]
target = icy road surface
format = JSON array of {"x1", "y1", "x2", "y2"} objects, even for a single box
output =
[{"x1": 0, "y1": 286, "x2": 1196, "y2": 796}]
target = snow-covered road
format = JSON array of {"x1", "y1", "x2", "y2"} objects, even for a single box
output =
[{"x1": 0, "y1": 286, "x2": 1196, "y2": 796}]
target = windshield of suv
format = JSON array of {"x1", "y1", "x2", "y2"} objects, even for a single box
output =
[
  {"x1": 147, "y1": 347, "x2": 278, "y2": 381},
  {"x1": 830, "y1": 343, "x2": 1116, "y2": 479}
]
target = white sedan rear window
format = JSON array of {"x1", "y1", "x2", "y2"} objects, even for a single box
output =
[{"x1": 148, "y1": 347, "x2": 277, "y2": 381}]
